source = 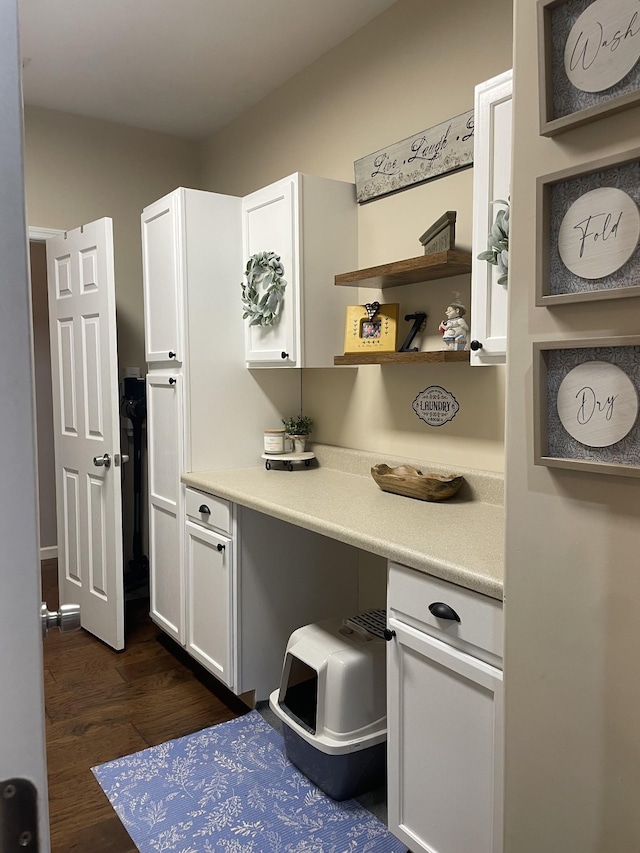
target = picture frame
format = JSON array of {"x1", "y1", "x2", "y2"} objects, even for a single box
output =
[
  {"x1": 537, "y1": 0, "x2": 640, "y2": 137},
  {"x1": 535, "y1": 148, "x2": 640, "y2": 306},
  {"x1": 343, "y1": 303, "x2": 399, "y2": 353},
  {"x1": 533, "y1": 337, "x2": 640, "y2": 477}
]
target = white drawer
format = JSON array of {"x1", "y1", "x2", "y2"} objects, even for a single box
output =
[
  {"x1": 388, "y1": 562, "x2": 503, "y2": 666},
  {"x1": 185, "y1": 487, "x2": 231, "y2": 535}
]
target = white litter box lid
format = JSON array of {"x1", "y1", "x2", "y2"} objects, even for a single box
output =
[{"x1": 271, "y1": 612, "x2": 388, "y2": 755}]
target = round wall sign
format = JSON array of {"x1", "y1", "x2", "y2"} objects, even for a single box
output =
[
  {"x1": 558, "y1": 187, "x2": 640, "y2": 280},
  {"x1": 557, "y1": 361, "x2": 638, "y2": 447},
  {"x1": 564, "y1": 0, "x2": 640, "y2": 93}
]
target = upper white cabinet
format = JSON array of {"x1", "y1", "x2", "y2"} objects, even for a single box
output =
[
  {"x1": 470, "y1": 69, "x2": 513, "y2": 366},
  {"x1": 242, "y1": 172, "x2": 357, "y2": 367},
  {"x1": 142, "y1": 193, "x2": 185, "y2": 365}
]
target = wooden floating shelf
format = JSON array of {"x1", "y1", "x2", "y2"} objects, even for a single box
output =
[
  {"x1": 334, "y1": 250, "x2": 472, "y2": 289},
  {"x1": 334, "y1": 351, "x2": 470, "y2": 366}
]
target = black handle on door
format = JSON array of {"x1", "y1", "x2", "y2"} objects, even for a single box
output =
[
  {"x1": 470, "y1": 340, "x2": 483, "y2": 351},
  {"x1": 383, "y1": 628, "x2": 396, "y2": 641},
  {"x1": 216, "y1": 543, "x2": 225, "y2": 552},
  {"x1": 281, "y1": 351, "x2": 289, "y2": 359},
  {"x1": 198, "y1": 505, "x2": 211, "y2": 515},
  {"x1": 169, "y1": 351, "x2": 176, "y2": 359},
  {"x1": 168, "y1": 377, "x2": 176, "y2": 385},
  {"x1": 428, "y1": 602, "x2": 461, "y2": 622}
]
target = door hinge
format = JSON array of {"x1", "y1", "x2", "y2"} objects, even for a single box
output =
[{"x1": 0, "y1": 778, "x2": 39, "y2": 850}]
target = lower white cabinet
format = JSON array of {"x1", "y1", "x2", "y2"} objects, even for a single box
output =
[
  {"x1": 387, "y1": 562, "x2": 504, "y2": 853},
  {"x1": 183, "y1": 488, "x2": 360, "y2": 701},
  {"x1": 185, "y1": 520, "x2": 233, "y2": 688}
]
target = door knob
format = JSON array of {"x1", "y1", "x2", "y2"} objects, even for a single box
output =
[
  {"x1": 93, "y1": 453, "x2": 111, "y2": 468},
  {"x1": 470, "y1": 340, "x2": 483, "y2": 351},
  {"x1": 41, "y1": 602, "x2": 81, "y2": 640}
]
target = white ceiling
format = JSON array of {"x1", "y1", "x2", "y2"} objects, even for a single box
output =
[{"x1": 18, "y1": 0, "x2": 398, "y2": 140}]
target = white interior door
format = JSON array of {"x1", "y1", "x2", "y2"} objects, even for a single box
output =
[
  {"x1": 46, "y1": 220, "x2": 125, "y2": 650},
  {"x1": 0, "y1": 0, "x2": 50, "y2": 846}
]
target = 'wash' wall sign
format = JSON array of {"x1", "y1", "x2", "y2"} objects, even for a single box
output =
[{"x1": 413, "y1": 386, "x2": 459, "y2": 427}]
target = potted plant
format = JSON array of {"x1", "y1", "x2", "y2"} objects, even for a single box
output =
[{"x1": 282, "y1": 414, "x2": 314, "y2": 453}]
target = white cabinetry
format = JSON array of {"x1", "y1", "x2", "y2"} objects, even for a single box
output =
[
  {"x1": 470, "y1": 69, "x2": 513, "y2": 366},
  {"x1": 142, "y1": 192, "x2": 184, "y2": 365},
  {"x1": 387, "y1": 563, "x2": 504, "y2": 853},
  {"x1": 242, "y1": 172, "x2": 357, "y2": 367},
  {"x1": 147, "y1": 372, "x2": 184, "y2": 642},
  {"x1": 183, "y1": 489, "x2": 360, "y2": 701},
  {"x1": 185, "y1": 490, "x2": 234, "y2": 687},
  {"x1": 142, "y1": 187, "x2": 300, "y2": 652}
]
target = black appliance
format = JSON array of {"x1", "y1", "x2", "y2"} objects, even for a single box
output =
[{"x1": 121, "y1": 377, "x2": 148, "y2": 591}]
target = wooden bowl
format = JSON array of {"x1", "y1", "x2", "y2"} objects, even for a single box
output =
[{"x1": 371, "y1": 464, "x2": 464, "y2": 502}]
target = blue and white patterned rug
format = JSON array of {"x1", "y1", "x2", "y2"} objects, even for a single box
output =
[{"x1": 92, "y1": 710, "x2": 407, "y2": 853}]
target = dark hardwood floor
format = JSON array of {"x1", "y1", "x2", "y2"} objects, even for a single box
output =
[{"x1": 41, "y1": 559, "x2": 245, "y2": 853}]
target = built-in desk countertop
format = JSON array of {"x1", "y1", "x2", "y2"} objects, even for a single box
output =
[{"x1": 182, "y1": 445, "x2": 504, "y2": 601}]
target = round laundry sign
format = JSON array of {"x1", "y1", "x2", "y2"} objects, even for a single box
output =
[
  {"x1": 558, "y1": 187, "x2": 640, "y2": 280},
  {"x1": 557, "y1": 361, "x2": 638, "y2": 447},
  {"x1": 413, "y1": 386, "x2": 459, "y2": 427},
  {"x1": 564, "y1": 0, "x2": 640, "y2": 93}
]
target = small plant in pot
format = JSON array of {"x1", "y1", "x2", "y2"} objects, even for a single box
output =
[{"x1": 282, "y1": 415, "x2": 314, "y2": 453}]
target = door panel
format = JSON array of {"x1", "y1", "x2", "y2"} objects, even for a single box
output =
[
  {"x1": 47, "y1": 219, "x2": 124, "y2": 650},
  {"x1": 141, "y1": 193, "x2": 184, "y2": 364},
  {"x1": 242, "y1": 176, "x2": 299, "y2": 366},
  {"x1": 0, "y1": 2, "x2": 50, "y2": 842},
  {"x1": 147, "y1": 373, "x2": 184, "y2": 643},
  {"x1": 186, "y1": 521, "x2": 233, "y2": 687}
]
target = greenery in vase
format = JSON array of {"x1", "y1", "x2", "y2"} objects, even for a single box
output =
[
  {"x1": 282, "y1": 415, "x2": 314, "y2": 436},
  {"x1": 477, "y1": 198, "x2": 509, "y2": 286}
]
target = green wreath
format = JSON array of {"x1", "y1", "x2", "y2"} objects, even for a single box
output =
[{"x1": 241, "y1": 251, "x2": 287, "y2": 326}]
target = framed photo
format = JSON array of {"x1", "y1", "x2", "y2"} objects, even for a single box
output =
[
  {"x1": 537, "y1": 0, "x2": 640, "y2": 137},
  {"x1": 533, "y1": 337, "x2": 640, "y2": 477},
  {"x1": 343, "y1": 303, "x2": 399, "y2": 353},
  {"x1": 536, "y1": 148, "x2": 640, "y2": 306}
]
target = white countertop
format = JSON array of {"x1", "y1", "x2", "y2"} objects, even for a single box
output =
[{"x1": 182, "y1": 445, "x2": 505, "y2": 600}]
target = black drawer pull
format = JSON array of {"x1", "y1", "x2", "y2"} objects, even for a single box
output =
[
  {"x1": 383, "y1": 628, "x2": 396, "y2": 641},
  {"x1": 168, "y1": 351, "x2": 176, "y2": 359},
  {"x1": 216, "y1": 543, "x2": 225, "y2": 552},
  {"x1": 198, "y1": 504, "x2": 210, "y2": 515},
  {"x1": 428, "y1": 602, "x2": 460, "y2": 622},
  {"x1": 281, "y1": 351, "x2": 289, "y2": 359},
  {"x1": 168, "y1": 377, "x2": 176, "y2": 385},
  {"x1": 470, "y1": 340, "x2": 483, "y2": 351}
]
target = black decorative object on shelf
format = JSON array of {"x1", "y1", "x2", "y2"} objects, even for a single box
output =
[{"x1": 398, "y1": 312, "x2": 427, "y2": 353}]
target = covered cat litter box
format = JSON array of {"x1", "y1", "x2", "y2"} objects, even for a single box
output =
[{"x1": 269, "y1": 609, "x2": 387, "y2": 801}]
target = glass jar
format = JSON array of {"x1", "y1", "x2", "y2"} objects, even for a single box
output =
[{"x1": 263, "y1": 428, "x2": 286, "y2": 454}]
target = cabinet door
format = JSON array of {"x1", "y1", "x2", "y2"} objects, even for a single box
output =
[
  {"x1": 147, "y1": 373, "x2": 184, "y2": 643},
  {"x1": 242, "y1": 175, "x2": 299, "y2": 367},
  {"x1": 142, "y1": 192, "x2": 185, "y2": 365},
  {"x1": 387, "y1": 618, "x2": 504, "y2": 853},
  {"x1": 470, "y1": 70, "x2": 512, "y2": 366},
  {"x1": 185, "y1": 520, "x2": 234, "y2": 688}
]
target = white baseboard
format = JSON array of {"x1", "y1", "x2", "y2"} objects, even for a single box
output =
[{"x1": 40, "y1": 546, "x2": 58, "y2": 561}]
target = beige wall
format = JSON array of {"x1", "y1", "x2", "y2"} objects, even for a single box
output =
[
  {"x1": 201, "y1": 0, "x2": 512, "y2": 473},
  {"x1": 23, "y1": 106, "x2": 202, "y2": 375},
  {"x1": 23, "y1": 107, "x2": 202, "y2": 564},
  {"x1": 505, "y1": 3, "x2": 640, "y2": 851}
]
